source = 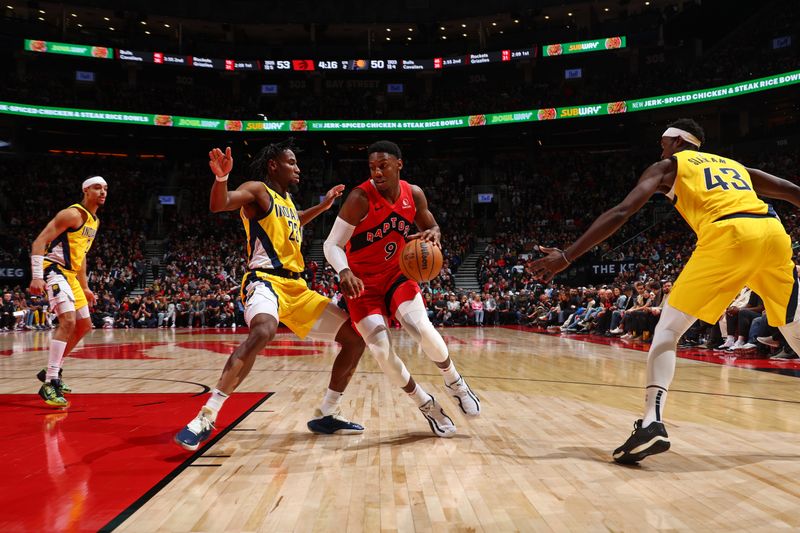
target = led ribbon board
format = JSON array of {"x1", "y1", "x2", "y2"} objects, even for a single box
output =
[
  {"x1": 542, "y1": 36, "x2": 626, "y2": 56},
  {"x1": 0, "y1": 70, "x2": 797, "y2": 131},
  {"x1": 24, "y1": 38, "x2": 535, "y2": 71},
  {"x1": 24, "y1": 39, "x2": 113, "y2": 58}
]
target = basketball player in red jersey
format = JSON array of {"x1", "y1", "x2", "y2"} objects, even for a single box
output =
[{"x1": 322, "y1": 141, "x2": 480, "y2": 437}]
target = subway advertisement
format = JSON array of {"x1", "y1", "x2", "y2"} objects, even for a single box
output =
[
  {"x1": 0, "y1": 69, "x2": 797, "y2": 132},
  {"x1": 543, "y1": 36, "x2": 626, "y2": 56},
  {"x1": 24, "y1": 39, "x2": 113, "y2": 59}
]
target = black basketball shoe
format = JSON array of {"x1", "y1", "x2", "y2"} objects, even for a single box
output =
[
  {"x1": 37, "y1": 368, "x2": 71, "y2": 393},
  {"x1": 613, "y1": 419, "x2": 670, "y2": 465}
]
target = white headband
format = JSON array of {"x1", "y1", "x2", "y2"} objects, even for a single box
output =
[
  {"x1": 662, "y1": 127, "x2": 701, "y2": 148},
  {"x1": 82, "y1": 176, "x2": 107, "y2": 191}
]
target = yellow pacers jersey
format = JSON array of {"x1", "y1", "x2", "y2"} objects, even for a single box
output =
[
  {"x1": 669, "y1": 150, "x2": 769, "y2": 235},
  {"x1": 44, "y1": 203, "x2": 99, "y2": 273},
  {"x1": 241, "y1": 183, "x2": 304, "y2": 272}
]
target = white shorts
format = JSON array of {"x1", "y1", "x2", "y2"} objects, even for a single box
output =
[
  {"x1": 243, "y1": 280, "x2": 347, "y2": 342},
  {"x1": 243, "y1": 282, "x2": 280, "y2": 327},
  {"x1": 45, "y1": 271, "x2": 89, "y2": 319}
]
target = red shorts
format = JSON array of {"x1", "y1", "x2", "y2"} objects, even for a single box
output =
[{"x1": 346, "y1": 273, "x2": 420, "y2": 324}]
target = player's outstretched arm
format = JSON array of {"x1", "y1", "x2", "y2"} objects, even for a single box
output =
[
  {"x1": 408, "y1": 185, "x2": 441, "y2": 247},
  {"x1": 207, "y1": 147, "x2": 260, "y2": 213},
  {"x1": 531, "y1": 159, "x2": 670, "y2": 283},
  {"x1": 298, "y1": 184, "x2": 345, "y2": 226},
  {"x1": 747, "y1": 167, "x2": 800, "y2": 209}
]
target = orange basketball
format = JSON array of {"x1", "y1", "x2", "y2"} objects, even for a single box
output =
[{"x1": 399, "y1": 239, "x2": 443, "y2": 282}]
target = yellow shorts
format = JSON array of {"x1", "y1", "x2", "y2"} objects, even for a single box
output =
[
  {"x1": 44, "y1": 263, "x2": 88, "y2": 313},
  {"x1": 240, "y1": 270, "x2": 330, "y2": 338},
  {"x1": 669, "y1": 216, "x2": 798, "y2": 327}
]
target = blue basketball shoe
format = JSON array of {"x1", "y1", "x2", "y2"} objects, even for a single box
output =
[
  {"x1": 175, "y1": 407, "x2": 216, "y2": 451},
  {"x1": 307, "y1": 409, "x2": 365, "y2": 435}
]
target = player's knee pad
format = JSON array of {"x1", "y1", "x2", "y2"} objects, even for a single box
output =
[
  {"x1": 650, "y1": 303, "x2": 696, "y2": 347},
  {"x1": 647, "y1": 303, "x2": 697, "y2": 385},
  {"x1": 361, "y1": 325, "x2": 411, "y2": 388},
  {"x1": 396, "y1": 294, "x2": 448, "y2": 363},
  {"x1": 306, "y1": 302, "x2": 348, "y2": 343},
  {"x1": 649, "y1": 329, "x2": 681, "y2": 360}
]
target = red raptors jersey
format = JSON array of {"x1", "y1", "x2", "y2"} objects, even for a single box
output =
[{"x1": 346, "y1": 179, "x2": 416, "y2": 279}]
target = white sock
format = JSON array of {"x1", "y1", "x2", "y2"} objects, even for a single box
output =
[
  {"x1": 320, "y1": 388, "x2": 343, "y2": 416},
  {"x1": 737, "y1": 336, "x2": 746, "y2": 343},
  {"x1": 439, "y1": 361, "x2": 461, "y2": 386},
  {"x1": 408, "y1": 384, "x2": 433, "y2": 407},
  {"x1": 46, "y1": 340, "x2": 68, "y2": 381},
  {"x1": 726, "y1": 335, "x2": 735, "y2": 343},
  {"x1": 642, "y1": 386, "x2": 668, "y2": 427},
  {"x1": 204, "y1": 389, "x2": 229, "y2": 420}
]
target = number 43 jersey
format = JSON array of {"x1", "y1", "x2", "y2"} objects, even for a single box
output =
[
  {"x1": 241, "y1": 183, "x2": 304, "y2": 272},
  {"x1": 667, "y1": 150, "x2": 769, "y2": 236},
  {"x1": 346, "y1": 179, "x2": 417, "y2": 280}
]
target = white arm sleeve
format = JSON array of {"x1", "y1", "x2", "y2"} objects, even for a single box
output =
[{"x1": 324, "y1": 217, "x2": 356, "y2": 274}]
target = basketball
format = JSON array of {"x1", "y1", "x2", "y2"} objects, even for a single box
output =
[{"x1": 399, "y1": 239, "x2": 443, "y2": 282}]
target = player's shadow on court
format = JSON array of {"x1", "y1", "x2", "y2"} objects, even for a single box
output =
[
  {"x1": 260, "y1": 431, "x2": 469, "y2": 454},
  {"x1": 368, "y1": 432, "x2": 472, "y2": 448},
  {"x1": 77, "y1": 430, "x2": 193, "y2": 465},
  {"x1": 525, "y1": 446, "x2": 800, "y2": 472},
  {"x1": 614, "y1": 452, "x2": 800, "y2": 473}
]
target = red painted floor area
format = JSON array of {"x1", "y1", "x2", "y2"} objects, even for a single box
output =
[{"x1": 0, "y1": 392, "x2": 270, "y2": 532}]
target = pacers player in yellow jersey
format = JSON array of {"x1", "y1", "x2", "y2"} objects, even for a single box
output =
[
  {"x1": 175, "y1": 139, "x2": 367, "y2": 451},
  {"x1": 30, "y1": 176, "x2": 107, "y2": 408},
  {"x1": 532, "y1": 118, "x2": 800, "y2": 464}
]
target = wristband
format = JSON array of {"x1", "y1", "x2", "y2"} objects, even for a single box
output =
[
  {"x1": 560, "y1": 251, "x2": 572, "y2": 265},
  {"x1": 31, "y1": 255, "x2": 44, "y2": 279},
  {"x1": 215, "y1": 174, "x2": 229, "y2": 182}
]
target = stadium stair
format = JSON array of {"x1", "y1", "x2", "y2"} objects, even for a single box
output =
[
  {"x1": 454, "y1": 238, "x2": 490, "y2": 291},
  {"x1": 306, "y1": 239, "x2": 326, "y2": 281},
  {"x1": 132, "y1": 239, "x2": 165, "y2": 296}
]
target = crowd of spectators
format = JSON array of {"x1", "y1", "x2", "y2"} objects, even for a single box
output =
[{"x1": 2, "y1": 139, "x2": 800, "y2": 365}]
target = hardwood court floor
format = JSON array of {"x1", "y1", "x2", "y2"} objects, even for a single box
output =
[{"x1": 3, "y1": 326, "x2": 800, "y2": 532}]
